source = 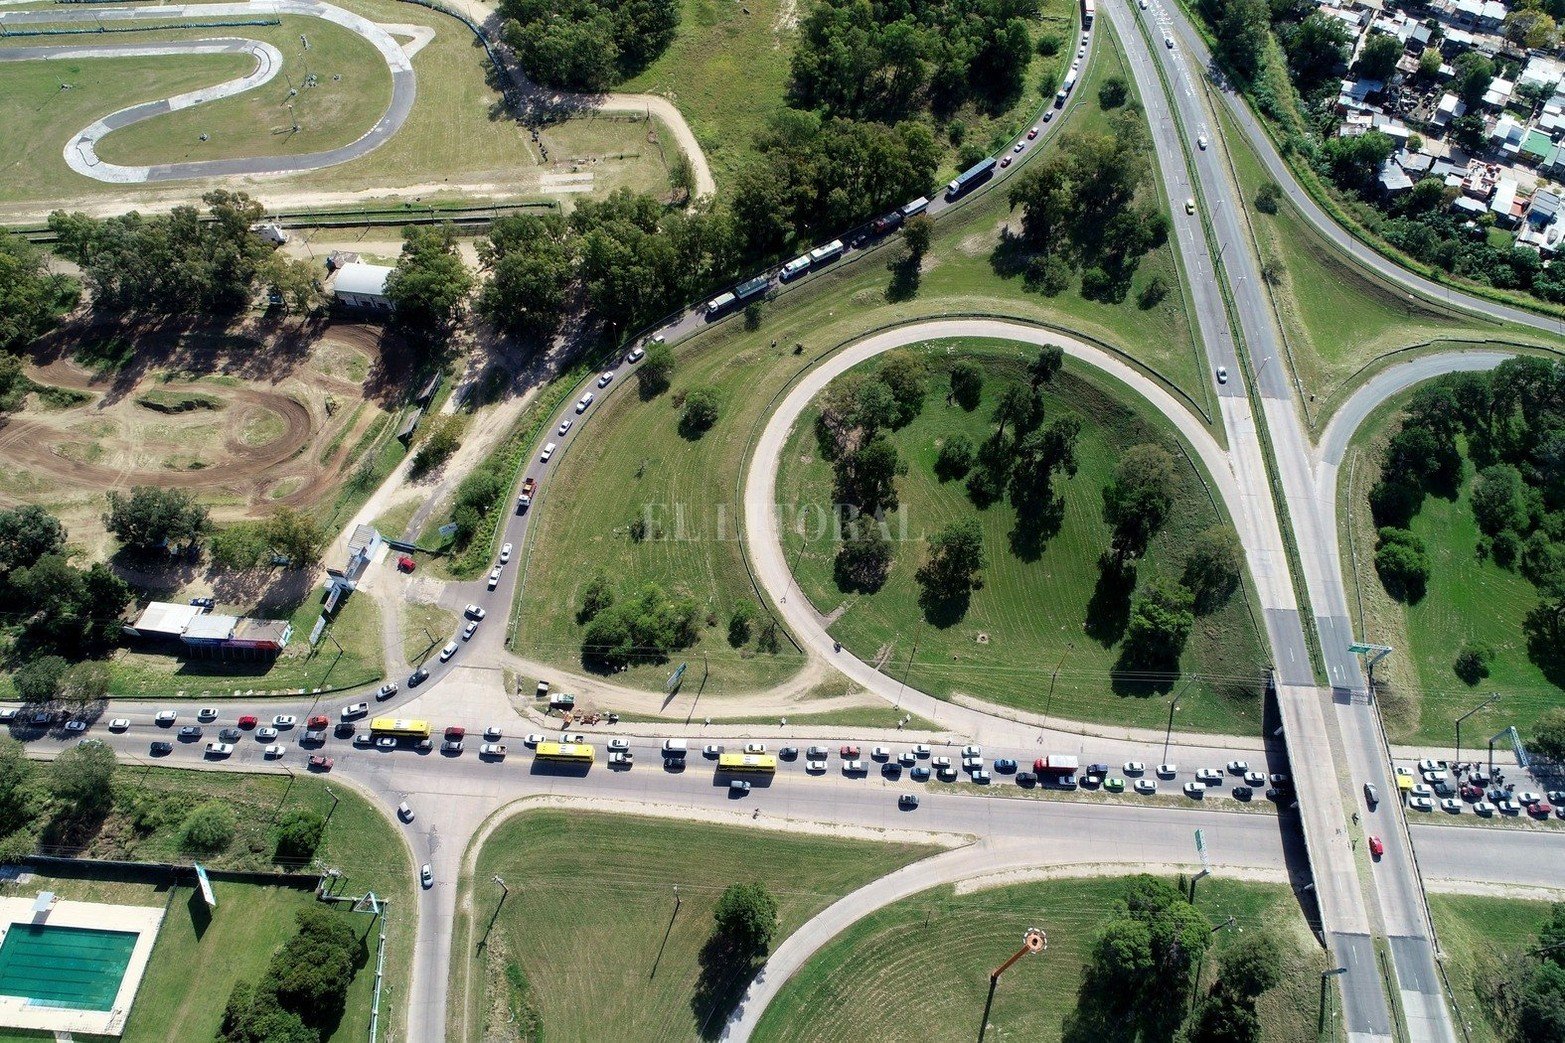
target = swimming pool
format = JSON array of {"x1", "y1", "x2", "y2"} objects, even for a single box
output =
[{"x1": 0, "y1": 924, "x2": 138, "y2": 1011}]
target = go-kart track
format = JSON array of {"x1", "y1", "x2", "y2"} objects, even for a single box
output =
[{"x1": 0, "y1": 0, "x2": 416, "y2": 183}]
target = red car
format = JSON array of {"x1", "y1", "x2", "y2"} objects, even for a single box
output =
[
  {"x1": 445, "y1": 726, "x2": 466, "y2": 740},
  {"x1": 1368, "y1": 835, "x2": 1384, "y2": 859},
  {"x1": 1027, "y1": 125, "x2": 1040, "y2": 139},
  {"x1": 237, "y1": 714, "x2": 258, "y2": 729},
  {"x1": 840, "y1": 744, "x2": 860, "y2": 758},
  {"x1": 1000, "y1": 155, "x2": 1013, "y2": 168},
  {"x1": 397, "y1": 555, "x2": 416, "y2": 572},
  {"x1": 308, "y1": 755, "x2": 334, "y2": 771},
  {"x1": 307, "y1": 714, "x2": 330, "y2": 730}
]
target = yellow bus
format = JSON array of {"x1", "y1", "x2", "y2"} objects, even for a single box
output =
[
  {"x1": 369, "y1": 717, "x2": 432, "y2": 740},
  {"x1": 718, "y1": 753, "x2": 777, "y2": 773},
  {"x1": 536, "y1": 741, "x2": 595, "y2": 764}
]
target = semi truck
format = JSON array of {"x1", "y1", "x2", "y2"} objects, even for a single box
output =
[
  {"x1": 946, "y1": 157, "x2": 997, "y2": 199},
  {"x1": 780, "y1": 255, "x2": 811, "y2": 281},
  {"x1": 871, "y1": 210, "x2": 904, "y2": 235},
  {"x1": 517, "y1": 477, "x2": 536, "y2": 511}
]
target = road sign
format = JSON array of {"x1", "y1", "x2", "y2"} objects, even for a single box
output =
[
  {"x1": 438, "y1": 522, "x2": 458, "y2": 537},
  {"x1": 194, "y1": 862, "x2": 217, "y2": 908},
  {"x1": 1347, "y1": 643, "x2": 1374, "y2": 654},
  {"x1": 1194, "y1": 829, "x2": 1210, "y2": 871},
  {"x1": 666, "y1": 663, "x2": 687, "y2": 693}
]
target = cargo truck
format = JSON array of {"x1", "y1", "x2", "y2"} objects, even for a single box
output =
[{"x1": 517, "y1": 477, "x2": 536, "y2": 511}]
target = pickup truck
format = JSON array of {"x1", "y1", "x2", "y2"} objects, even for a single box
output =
[
  {"x1": 480, "y1": 743, "x2": 507, "y2": 758},
  {"x1": 517, "y1": 477, "x2": 536, "y2": 510},
  {"x1": 205, "y1": 742, "x2": 234, "y2": 757}
]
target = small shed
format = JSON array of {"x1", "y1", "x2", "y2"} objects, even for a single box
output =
[
  {"x1": 333, "y1": 262, "x2": 395, "y2": 310},
  {"x1": 124, "y1": 601, "x2": 201, "y2": 640}
]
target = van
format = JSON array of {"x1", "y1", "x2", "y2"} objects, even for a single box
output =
[
  {"x1": 1364, "y1": 782, "x2": 1379, "y2": 808},
  {"x1": 540, "y1": 441, "x2": 556, "y2": 462},
  {"x1": 662, "y1": 739, "x2": 688, "y2": 755},
  {"x1": 439, "y1": 641, "x2": 459, "y2": 662}
]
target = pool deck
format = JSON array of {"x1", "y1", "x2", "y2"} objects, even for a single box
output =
[{"x1": 0, "y1": 897, "x2": 164, "y2": 1037}]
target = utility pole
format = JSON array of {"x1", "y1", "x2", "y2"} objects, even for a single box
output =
[
  {"x1": 1455, "y1": 692, "x2": 1500, "y2": 766},
  {"x1": 894, "y1": 622, "x2": 923, "y2": 709},
  {"x1": 324, "y1": 786, "x2": 340, "y2": 827},
  {"x1": 1043, "y1": 642, "x2": 1074, "y2": 726}
]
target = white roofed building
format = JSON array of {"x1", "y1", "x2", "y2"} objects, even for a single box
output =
[{"x1": 332, "y1": 262, "x2": 394, "y2": 310}]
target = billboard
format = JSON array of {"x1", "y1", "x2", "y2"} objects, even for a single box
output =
[{"x1": 194, "y1": 862, "x2": 217, "y2": 908}]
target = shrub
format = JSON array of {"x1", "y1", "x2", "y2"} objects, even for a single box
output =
[
  {"x1": 1452, "y1": 642, "x2": 1494, "y2": 685},
  {"x1": 935, "y1": 435, "x2": 975, "y2": 480},
  {"x1": 179, "y1": 800, "x2": 237, "y2": 854}
]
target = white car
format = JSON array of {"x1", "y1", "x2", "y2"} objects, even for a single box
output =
[
  {"x1": 558, "y1": 418, "x2": 574, "y2": 436},
  {"x1": 462, "y1": 621, "x2": 478, "y2": 640},
  {"x1": 1440, "y1": 798, "x2": 1463, "y2": 814},
  {"x1": 806, "y1": 759, "x2": 827, "y2": 772},
  {"x1": 264, "y1": 744, "x2": 285, "y2": 758},
  {"x1": 962, "y1": 745, "x2": 982, "y2": 758},
  {"x1": 198, "y1": 707, "x2": 219, "y2": 721},
  {"x1": 1226, "y1": 760, "x2": 1248, "y2": 774},
  {"x1": 609, "y1": 751, "x2": 632, "y2": 766},
  {"x1": 1408, "y1": 795, "x2": 1434, "y2": 812},
  {"x1": 872, "y1": 746, "x2": 890, "y2": 760},
  {"x1": 341, "y1": 702, "x2": 368, "y2": 719},
  {"x1": 1124, "y1": 761, "x2": 1145, "y2": 775},
  {"x1": 704, "y1": 744, "x2": 723, "y2": 757},
  {"x1": 500, "y1": 542, "x2": 513, "y2": 563},
  {"x1": 421, "y1": 864, "x2": 433, "y2": 888},
  {"x1": 1197, "y1": 134, "x2": 1208, "y2": 150},
  {"x1": 1474, "y1": 801, "x2": 1496, "y2": 816},
  {"x1": 608, "y1": 738, "x2": 630, "y2": 752},
  {"x1": 598, "y1": 371, "x2": 614, "y2": 388},
  {"x1": 488, "y1": 567, "x2": 502, "y2": 590},
  {"x1": 439, "y1": 641, "x2": 459, "y2": 662},
  {"x1": 355, "y1": 732, "x2": 375, "y2": 747},
  {"x1": 576, "y1": 392, "x2": 594, "y2": 413},
  {"x1": 1196, "y1": 768, "x2": 1224, "y2": 783},
  {"x1": 257, "y1": 726, "x2": 279, "y2": 740},
  {"x1": 540, "y1": 442, "x2": 556, "y2": 462},
  {"x1": 561, "y1": 733, "x2": 586, "y2": 744},
  {"x1": 1216, "y1": 366, "x2": 1227, "y2": 384},
  {"x1": 525, "y1": 733, "x2": 544, "y2": 746},
  {"x1": 156, "y1": 710, "x2": 178, "y2": 724},
  {"x1": 1184, "y1": 781, "x2": 1205, "y2": 798},
  {"x1": 109, "y1": 718, "x2": 130, "y2": 731},
  {"x1": 932, "y1": 756, "x2": 952, "y2": 769},
  {"x1": 913, "y1": 744, "x2": 931, "y2": 758},
  {"x1": 1244, "y1": 771, "x2": 1266, "y2": 787},
  {"x1": 628, "y1": 346, "x2": 646, "y2": 363},
  {"x1": 1418, "y1": 758, "x2": 1443, "y2": 773},
  {"x1": 273, "y1": 715, "x2": 297, "y2": 728},
  {"x1": 377, "y1": 736, "x2": 397, "y2": 750},
  {"x1": 744, "y1": 742, "x2": 767, "y2": 754},
  {"x1": 65, "y1": 720, "x2": 87, "y2": 733},
  {"x1": 1157, "y1": 763, "x2": 1178, "y2": 777},
  {"x1": 1134, "y1": 779, "x2": 1157, "y2": 795},
  {"x1": 205, "y1": 742, "x2": 234, "y2": 757}
]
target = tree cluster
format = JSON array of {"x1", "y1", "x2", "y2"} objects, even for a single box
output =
[
  {"x1": 577, "y1": 580, "x2": 700, "y2": 666},
  {"x1": 48, "y1": 192, "x2": 279, "y2": 316},
  {"x1": 1187, "y1": 931, "x2": 1286, "y2": 1043},
  {"x1": 1007, "y1": 113, "x2": 1166, "y2": 303},
  {"x1": 1076, "y1": 876, "x2": 1213, "y2": 1037},
  {"x1": 1481, "y1": 902, "x2": 1565, "y2": 1043},
  {"x1": 0, "y1": 504, "x2": 129, "y2": 661},
  {"x1": 790, "y1": 0, "x2": 1038, "y2": 123},
  {"x1": 0, "y1": 232, "x2": 78, "y2": 354},
  {"x1": 104, "y1": 486, "x2": 209, "y2": 555},
  {"x1": 499, "y1": 0, "x2": 679, "y2": 91},
  {"x1": 208, "y1": 508, "x2": 328, "y2": 571},
  {"x1": 385, "y1": 225, "x2": 475, "y2": 337},
  {"x1": 219, "y1": 907, "x2": 362, "y2": 1043}
]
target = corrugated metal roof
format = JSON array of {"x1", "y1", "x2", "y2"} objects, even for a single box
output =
[
  {"x1": 183, "y1": 613, "x2": 237, "y2": 640},
  {"x1": 129, "y1": 601, "x2": 201, "y2": 637},
  {"x1": 334, "y1": 262, "x2": 393, "y2": 298}
]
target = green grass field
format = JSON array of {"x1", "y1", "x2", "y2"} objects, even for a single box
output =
[
  {"x1": 1429, "y1": 893, "x2": 1559, "y2": 1043},
  {"x1": 1338, "y1": 388, "x2": 1564, "y2": 743},
  {"x1": 754, "y1": 875, "x2": 1329, "y2": 1042},
  {"x1": 104, "y1": 584, "x2": 382, "y2": 698},
  {"x1": 511, "y1": 24, "x2": 1215, "y2": 702},
  {"x1": 448, "y1": 809, "x2": 936, "y2": 1041},
  {"x1": 1211, "y1": 102, "x2": 1555, "y2": 419},
  {"x1": 778, "y1": 345, "x2": 1267, "y2": 733}
]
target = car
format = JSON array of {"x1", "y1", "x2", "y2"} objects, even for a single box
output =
[
  {"x1": 488, "y1": 567, "x2": 501, "y2": 590},
  {"x1": 938, "y1": 766, "x2": 959, "y2": 781},
  {"x1": 1043, "y1": 109, "x2": 1055, "y2": 122},
  {"x1": 1244, "y1": 770, "x2": 1265, "y2": 787},
  {"x1": 1013, "y1": 142, "x2": 1025, "y2": 154},
  {"x1": 899, "y1": 793, "x2": 921, "y2": 809},
  {"x1": 1408, "y1": 795, "x2": 1435, "y2": 812},
  {"x1": 911, "y1": 765, "x2": 931, "y2": 781},
  {"x1": 308, "y1": 754, "x2": 334, "y2": 771},
  {"x1": 780, "y1": 747, "x2": 799, "y2": 759},
  {"x1": 463, "y1": 621, "x2": 478, "y2": 641},
  {"x1": 1233, "y1": 785, "x2": 1253, "y2": 800},
  {"x1": 273, "y1": 715, "x2": 297, "y2": 728},
  {"x1": 398, "y1": 802, "x2": 415, "y2": 821},
  {"x1": 932, "y1": 756, "x2": 952, "y2": 769},
  {"x1": 342, "y1": 702, "x2": 368, "y2": 719},
  {"x1": 409, "y1": 667, "x2": 429, "y2": 686},
  {"x1": 1499, "y1": 797, "x2": 1523, "y2": 814},
  {"x1": 1000, "y1": 155, "x2": 1013, "y2": 169},
  {"x1": 107, "y1": 718, "x2": 130, "y2": 731},
  {"x1": 500, "y1": 542, "x2": 513, "y2": 563},
  {"x1": 445, "y1": 727, "x2": 466, "y2": 740},
  {"x1": 65, "y1": 719, "x2": 87, "y2": 733},
  {"x1": 1226, "y1": 760, "x2": 1248, "y2": 774},
  {"x1": 377, "y1": 683, "x2": 399, "y2": 700},
  {"x1": 972, "y1": 769, "x2": 991, "y2": 784},
  {"x1": 1028, "y1": 126, "x2": 1040, "y2": 140},
  {"x1": 480, "y1": 743, "x2": 507, "y2": 758},
  {"x1": 376, "y1": 736, "x2": 397, "y2": 750},
  {"x1": 1216, "y1": 366, "x2": 1228, "y2": 384},
  {"x1": 746, "y1": 742, "x2": 768, "y2": 755},
  {"x1": 1368, "y1": 835, "x2": 1385, "y2": 859},
  {"x1": 607, "y1": 738, "x2": 630, "y2": 752},
  {"x1": 1394, "y1": 765, "x2": 1413, "y2": 779},
  {"x1": 898, "y1": 751, "x2": 916, "y2": 767},
  {"x1": 1518, "y1": 791, "x2": 1543, "y2": 805},
  {"x1": 29, "y1": 711, "x2": 51, "y2": 727},
  {"x1": 1270, "y1": 773, "x2": 1290, "y2": 785},
  {"x1": 1124, "y1": 761, "x2": 1146, "y2": 775},
  {"x1": 962, "y1": 745, "x2": 982, "y2": 758},
  {"x1": 806, "y1": 759, "x2": 827, "y2": 773},
  {"x1": 1410, "y1": 783, "x2": 1432, "y2": 800},
  {"x1": 1418, "y1": 758, "x2": 1443, "y2": 773},
  {"x1": 524, "y1": 733, "x2": 544, "y2": 747},
  {"x1": 913, "y1": 744, "x2": 931, "y2": 758},
  {"x1": 442, "y1": 739, "x2": 463, "y2": 753},
  {"x1": 476, "y1": 725, "x2": 499, "y2": 741},
  {"x1": 870, "y1": 745, "x2": 890, "y2": 760},
  {"x1": 1440, "y1": 798, "x2": 1462, "y2": 814},
  {"x1": 730, "y1": 780, "x2": 751, "y2": 794},
  {"x1": 421, "y1": 864, "x2": 433, "y2": 888},
  {"x1": 598, "y1": 371, "x2": 614, "y2": 388},
  {"x1": 256, "y1": 726, "x2": 278, "y2": 740},
  {"x1": 1184, "y1": 781, "x2": 1205, "y2": 798},
  {"x1": 841, "y1": 745, "x2": 861, "y2": 758},
  {"x1": 179, "y1": 725, "x2": 203, "y2": 740},
  {"x1": 355, "y1": 733, "x2": 374, "y2": 747},
  {"x1": 962, "y1": 755, "x2": 983, "y2": 770},
  {"x1": 540, "y1": 442, "x2": 556, "y2": 463},
  {"x1": 464, "y1": 604, "x2": 487, "y2": 621},
  {"x1": 609, "y1": 751, "x2": 632, "y2": 766},
  {"x1": 576, "y1": 392, "x2": 594, "y2": 413},
  {"x1": 1165, "y1": 35, "x2": 1174, "y2": 47},
  {"x1": 807, "y1": 745, "x2": 830, "y2": 759},
  {"x1": 218, "y1": 727, "x2": 242, "y2": 742},
  {"x1": 995, "y1": 758, "x2": 1018, "y2": 773},
  {"x1": 0, "y1": 708, "x2": 16, "y2": 723},
  {"x1": 264, "y1": 744, "x2": 285, "y2": 758},
  {"x1": 628, "y1": 346, "x2": 646, "y2": 364},
  {"x1": 557, "y1": 418, "x2": 574, "y2": 436},
  {"x1": 843, "y1": 759, "x2": 867, "y2": 774},
  {"x1": 1364, "y1": 783, "x2": 1380, "y2": 807},
  {"x1": 1196, "y1": 768, "x2": 1223, "y2": 783},
  {"x1": 1197, "y1": 134, "x2": 1208, "y2": 150},
  {"x1": 156, "y1": 710, "x2": 178, "y2": 725},
  {"x1": 1157, "y1": 763, "x2": 1178, "y2": 778},
  {"x1": 439, "y1": 641, "x2": 459, "y2": 662},
  {"x1": 1086, "y1": 763, "x2": 1110, "y2": 776},
  {"x1": 881, "y1": 762, "x2": 902, "y2": 779},
  {"x1": 1185, "y1": 198, "x2": 1196, "y2": 215},
  {"x1": 1134, "y1": 779, "x2": 1157, "y2": 795},
  {"x1": 235, "y1": 714, "x2": 257, "y2": 729},
  {"x1": 206, "y1": 742, "x2": 234, "y2": 757},
  {"x1": 1474, "y1": 800, "x2": 1495, "y2": 816},
  {"x1": 307, "y1": 714, "x2": 330, "y2": 730},
  {"x1": 1104, "y1": 777, "x2": 1125, "y2": 793},
  {"x1": 561, "y1": 732, "x2": 586, "y2": 744}
]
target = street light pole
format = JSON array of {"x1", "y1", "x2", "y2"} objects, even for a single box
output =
[
  {"x1": 1455, "y1": 692, "x2": 1500, "y2": 766},
  {"x1": 1163, "y1": 697, "x2": 1181, "y2": 765},
  {"x1": 1043, "y1": 642, "x2": 1074, "y2": 727},
  {"x1": 324, "y1": 786, "x2": 340, "y2": 827}
]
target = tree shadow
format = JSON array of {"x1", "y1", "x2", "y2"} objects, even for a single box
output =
[
  {"x1": 885, "y1": 258, "x2": 921, "y2": 302},
  {"x1": 989, "y1": 230, "x2": 1031, "y2": 281},
  {"x1": 1524, "y1": 607, "x2": 1565, "y2": 689},
  {"x1": 1008, "y1": 495, "x2": 1066, "y2": 562},
  {"x1": 919, "y1": 585, "x2": 973, "y2": 628},
  {"x1": 690, "y1": 933, "x2": 761, "y2": 1041},
  {"x1": 1084, "y1": 555, "x2": 1135, "y2": 647}
]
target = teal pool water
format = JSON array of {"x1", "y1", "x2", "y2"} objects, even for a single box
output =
[{"x1": 0, "y1": 923, "x2": 138, "y2": 1011}]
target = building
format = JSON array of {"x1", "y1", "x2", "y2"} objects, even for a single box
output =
[
  {"x1": 122, "y1": 601, "x2": 292, "y2": 659},
  {"x1": 122, "y1": 601, "x2": 202, "y2": 641},
  {"x1": 332, "y1": 262, "x2": 394, "y2": 311}
]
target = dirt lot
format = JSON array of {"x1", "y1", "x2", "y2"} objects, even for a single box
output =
[{"x1": 3, "y1": 316, "x2": 410, "y2": 560}]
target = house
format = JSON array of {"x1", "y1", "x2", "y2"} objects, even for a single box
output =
[
  {"x1": 1523, "y1": 129, "x2": 1555, "y2": 164},
  {"x1": 1483, "y1": 76, "x2": 1515, "y2": 109},
  {"x1": 1541, "y1": 142, "x2": 1565, "y2": 177},
  {"x1": 1492, "y1": 114, "x2": 1528, "y2": 154},
  {"x1": 1491, "y1": 178, "x2": 1520, "y2": 223},
  {"x1": 332, "y1": 262, "x2": 395, "y2": 310},
  {"x1": 251, "y1": 223, "x2": 289, "y2": 246},
  {"x1": 1529, "y1": 188, "x2": 1562, "y2": 225},
  {"x1": 123, "y1": 600, "x2": 292, "y2": 659},
  {"x1": 1431, "y1": 92, "x2": 1466, "y2": 127},
  {"x1": 1398, "y1": 150, "x2": 1435, "y2": 176},
  {"x1": 1521, "y1": 56, "x2": 1565, "y2": 95},
  {"x1": 1453, "y1": 195, "x2": 1489, "y2": 216},
  {"x1": 1407, "y1": 22, "x2": 1433, "y2": 53},
  {"x1": 1380, "y1": 161, "x2": 1416, "y2": 195}
]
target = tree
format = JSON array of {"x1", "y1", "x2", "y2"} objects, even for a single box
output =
[
  {"x1": 1356, "y1": 33, "x2": 1403, "y2": 81},
  {"x1": 273, "y1": 808, "x2": 326, "y2": 864},
  {"x1": 903, "y1": 213, "x2": 933, "y2": 265},
  {"x1": 103, "y1": 486, "x2": 208, "y2": 554},
  {"x1": 1027, "y1": 345, "x2": 1064, "y2": 391},
  {"x1": 581, "y1": 582, "x2": 699, "y2": 665},
  {"x1": 1099, "y1": 75, "x2": 1129, "y2": 108},
  {"x1": 834, "y1": 432, "x2": 905, "y2": 516},
  {"x1": 410, "y1": 416, "x2": 462, "y2": 479},
  {"x1": 638, "y1": 343, "x2": 675, "y2": 399},
  {"x1": 579, "y1": 571, "x2": 616, "y2": 622},
  {"x1": 1254, "y1": 180, "x2": 1281, "y2": 214},
  {"x1": 1418, "y1": 48, "x2": 1443, "y2": 80},
  {"x1": 1453, "y1": 642, "x2": 1494, "y2": 685},
  {"x1": 477, "y1": 213, "x2": 575, "y2": 340},
  {"x1": 935, "y1": 434, "x2": 975, "y2": 481},
  {"x1": 679, "y1": 386, "x2": 721, "y2": 437},
  {"x1": 0, "y1": 737, "x2": 38, "y2": 837},
  {"x1": 1123, "y1": 579, "x2": 1195, "y2": 668},
  {"x1": 1279, "y1": 13, "x2": 1351, "y2": 93},
  {"x1": 729, "y1": 599, "x2": 757, "y2": 647},
  {"x1": 500, "y1": 0, "x2": 680, "y2": 90},
  {"x1": 179, "y1": 800, "x2": 237, "y2": 854},
  {"x1": 1533, "y1": 706, "x2": 1565, "y2": 762},
  {"x1": 219, "y1": 981, "x2": 317, "y2": 1043},
  {"x1": 1472, "y1": 463, "x2": 1529, "y2": 537},
  {"x1": 0, "y1": 232, "x2": 76, "y2": 354},
  {"x1": 1515, "y1": 960, "x2": 1565, "y2": 1043},
  {"x1": 669, "y1": 151, "x2": 697, "y2": 204},
  {"x1": 1183, "y1": 525, "x2": 1242, "y2": 613},
  {"x1": 264, "y1": 507, "x2": 327, "y2": 569},
  {"x1": 1218, "y1": 930, "x2": 1284, "y2": 997},
  {"x1": 268, "y1": 906, "x2": 359, "y2": 1031},
  {"x1": 916, "y1": 518, "x2": 986, "y2": 606},
  {"x1": 1507, "y1": 9, "x2": 1559, "y2": 49},
  {"x1": 8, "y1": 556, "x2": 129, "y2": 657},
  {"x1": 1216, "y1": 0, "x2": 1272, "y2": 79},
  {"x1": 259, "y1": 253, "x2": 321, "y2": 313},
  {"x1": 1452, "y1": 51, "x2": 1495, "y2": 108},
  {"x1": 1103, "y1": 444, "x2": 1178, "y2": 558},
  {"x1": 13, "y1": 655, "x2": 67, "y2": 704},
  {"x1": 1375, "y1": 526, "x2": 1430, "y2": 602},
  {"x1": 877, "y1": 352, "x2": 926, "y2": 428},
  {"x1": 1188, "y1": 990, "x2": 1261, "y2": 1043},
  {"x1": 1321, "y1": 131, "x2": 1396, "y2": 191},
  {"x1": 713, "y1": 882, "x2": 777, "y2": 956},
  {"x1": 50, "y1": 738, "x2": 115, "y2": 816},
  {"x1": 949, "y1": 362, "x2": 983, "y2": 411},
  {"x1": 834, "y1": 513, "x2": 892, "y2": 593},
  {"x1": 384, "y1": 225, "x2": 474, "y2": 334},
  {"x1": 58, "y1": 661, "x2": 110, "y2": 708}
]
